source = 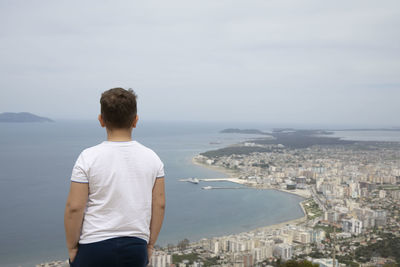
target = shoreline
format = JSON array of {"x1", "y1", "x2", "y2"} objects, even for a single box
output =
[
  {"x1": 192, "y1": 156, "x2": 311, "y2": 198},
  {"x1": 191, "y1": 156, "x2": 309, "y2": 238},
  {"x1": 250, "y1": 202, "x2": 307, "y2": 234},
  {"x1": 191, "y1": 156, "x2": 240, "y2": 178}
]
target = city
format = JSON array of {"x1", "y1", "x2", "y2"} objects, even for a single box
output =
[{"x1": 150, "y1": 130, "x2": 400, "y2": 267}]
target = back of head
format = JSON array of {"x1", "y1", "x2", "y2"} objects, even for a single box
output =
[{"x1": 100, "y1": 87, "x2": 137, "y2": 129}]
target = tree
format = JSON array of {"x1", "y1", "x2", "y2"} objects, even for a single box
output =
[{"x1": 281, "y1": 260, "x2": 319, "y2": 267}]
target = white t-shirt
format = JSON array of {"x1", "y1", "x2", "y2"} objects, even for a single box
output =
[{"x1": 70, "y1": 140, "x2": 164, "y2": 244}]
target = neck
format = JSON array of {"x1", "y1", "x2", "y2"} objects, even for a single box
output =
[{"x1": 106, "y1": 128, "x2": 133, "y2": 141}]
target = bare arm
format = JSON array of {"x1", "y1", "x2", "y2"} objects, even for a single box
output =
[
  {"x1": 148, "y1": 177, "x2": 166, "y2": 250},
  {"x1": 64, "y1": 182, "x2": 88, "y2": 261}
]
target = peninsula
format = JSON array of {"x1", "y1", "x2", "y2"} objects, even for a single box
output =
[{"x1": 0, "y1": 112, "x2": 53, "y2": 123}]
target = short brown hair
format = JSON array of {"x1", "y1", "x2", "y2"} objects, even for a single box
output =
[{"x1": 100, "y1": 87, "x2": 137, "y2": 129}]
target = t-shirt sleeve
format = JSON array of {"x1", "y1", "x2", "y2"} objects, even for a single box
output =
[
  {"x1": 156, "y1": 157, "x2": 165, "y2": 179},
  {"x1": 71, "y1": 152, "x2": 89, "y2": 183}
]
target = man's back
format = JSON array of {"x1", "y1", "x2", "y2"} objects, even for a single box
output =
[
  {"x1": 71, "y1": 140, "x2": 164, "y2": 244},
  {"x1": 64, "y1": 88, "x2": 166, "y2": 267}
]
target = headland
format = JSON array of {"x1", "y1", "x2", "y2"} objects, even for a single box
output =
[{"x1": 0, "y1": 112, "x2": 53, "y2": 123}]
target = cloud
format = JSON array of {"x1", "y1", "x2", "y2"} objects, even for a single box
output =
[{"x1": 0, "y1": 0, "x2": 399, "y2": 126}]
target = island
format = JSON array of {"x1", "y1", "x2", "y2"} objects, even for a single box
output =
[
  {"x1": 0, "y1": 112, "x2": 54, "y2": 123},
  {"x1": 220, "y1": 128, "x2": 270, "y2": 135}
]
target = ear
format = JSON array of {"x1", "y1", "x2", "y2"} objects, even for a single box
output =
[
  {"x1": 98, "y1": 114, "x2": 106, "y2": 128},
  {"x1": 132, "y1": 115, "x2": 139, "y2": 128}
]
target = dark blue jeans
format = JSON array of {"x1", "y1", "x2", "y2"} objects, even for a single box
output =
[{"x1": 70, "y1": 236, "x2": 148, "y2": 267}]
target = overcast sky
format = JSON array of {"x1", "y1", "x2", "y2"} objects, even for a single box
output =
[{"x1": 0, "y1": 0, "x2": 399, "y2": 127}]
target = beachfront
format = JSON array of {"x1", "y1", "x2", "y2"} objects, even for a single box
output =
[{"x1": 192, "y1": 157, "x2": 311, "y2": 199}]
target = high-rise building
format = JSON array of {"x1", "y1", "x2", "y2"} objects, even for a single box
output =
[
  {"x1": 273, "y1": 244, "x2": 292, "y2": 260},
  {"x1": 243, "y1": 253, "x2": 253, "y2": 267},
  {"x1": 342, "y1": 218, "x2": 362, "y2": 235},
  {"x1": 374, "y1": 210, "x2": 387, "y2": 227},
  {"x1": 151, "y1": 251, "x2": 172, "y2": 267}
]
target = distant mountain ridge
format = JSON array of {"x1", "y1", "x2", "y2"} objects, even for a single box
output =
[
  {"x1": 0, "y1": 112, "x2": 53, "y2": 123},
  {"x1": 220, "y1": 128, "x2": 270, "y2": 135}
]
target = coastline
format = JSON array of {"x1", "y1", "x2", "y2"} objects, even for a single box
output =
[
  {"x1": 250, "y1": 203, "x2": 307, "y2": 233},
  {"x1": 191, "y1": 156, "x2": 309, "y2": 237},
  {"x1": 191, "y1": 156, "x2": 240, "y2": 178},
  {"x1": 192, "y1": 156, "x2": 311, "y2": 198}
]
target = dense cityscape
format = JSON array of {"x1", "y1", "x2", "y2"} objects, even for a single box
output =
[{"x1": 149, "y1": 130, "x2": 400, "y2": 267}]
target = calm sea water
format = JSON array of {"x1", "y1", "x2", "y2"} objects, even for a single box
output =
[
  {"x1": 330, "y1": 130, "x2": 400, "y2": 142},
  {"x1": 0, "y1": 121, "x2": 306, "y2": 266}
]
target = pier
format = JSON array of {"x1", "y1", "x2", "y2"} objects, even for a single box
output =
[
  {"x1": 199, "y1": 178, "x2": 255, "y2": 185},
  {"x1": 179, "y1": 177, "x2": 257, "y2": 185},
  {"x1": 202, "y1": 186, "x2": 247, "y2": 190}
]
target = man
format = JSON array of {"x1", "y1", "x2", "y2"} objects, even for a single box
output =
[{"x1": 64, "y1": 87, "x2": 165, "y2": 266}]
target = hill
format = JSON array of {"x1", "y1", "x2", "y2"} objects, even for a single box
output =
[
  {"x1": 220, "y1": 128, "x2": 270, "y2": 135},
  {"x1": 0, "y1": 112, "x2": 54, "y2": 123}
]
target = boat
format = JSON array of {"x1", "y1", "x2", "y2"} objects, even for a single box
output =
[
  {"x1": 202, "y1": 186, "x2": 213, "y2": 190},
  {"x1": 178, "y1": 177, "x2": 199, "y2": 184},
  {"x1": 187, "y1": 177, "x2": 199, "y2": 184}
]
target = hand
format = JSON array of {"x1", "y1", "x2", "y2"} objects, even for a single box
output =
[
  {"x1": 147, "y1": 244, "x2": 154, "y2": 265},
  {"x1": 68, "y1": 247, "x2": 78, "y2": 263}
]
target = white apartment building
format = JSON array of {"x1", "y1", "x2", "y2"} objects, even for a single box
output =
[
  {"x1": 211, "y1": 240, "x2": 220, "y2": 254},
  {"x1": 342, "y1": 218, "x2": 363, "y2": 235},
  {"x1": 273, "y1": 243, "x2": 293, "y2": 260},
  {"x1": 150, "y1": 251, "x2": 172, "y2": 267},
  {"x1": 251, "y1": 240, "x2": 274, "y2": 262},
  {"x1": 293, "y1": 230, "x2": 311, "y2": 244},
  {"x1": 374, "y1": 209, "x2": 387, "y2": 227}
]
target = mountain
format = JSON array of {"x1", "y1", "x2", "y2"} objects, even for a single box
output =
[{"x1": 0, "y1": 112, "x2": 54, "y2": 123}]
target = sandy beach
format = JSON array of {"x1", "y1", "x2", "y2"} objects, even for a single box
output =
[
  {"x1": 250, "y1": 209, "x2": 307, "y2": 234},
  {"x1": 191, "y1": 157, "x2": 240, "y2": 178}
]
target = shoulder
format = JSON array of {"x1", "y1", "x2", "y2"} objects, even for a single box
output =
[
  {"x1": 135, "y1": 141, "x2": 164, "y2": 177},
  {"x1": 81, "y1": 143, "x2": 106, "y2": 155},
  {"x1": 134, "y1": 141, "x2": 162, "y2": 160},
  {"x1": 77, "y1": 143, "x2": 108, "y2": 163},
  {"x1": 134, "y1": 142, "x2": 164, "y2": 169}
]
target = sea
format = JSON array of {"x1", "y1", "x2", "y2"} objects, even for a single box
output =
[
  {"x1": 329, "y1": 130, "x2": 400, "y2": 142},
  {"x1": 2, "y1": 122, "x2": 397, "y2": 266}
]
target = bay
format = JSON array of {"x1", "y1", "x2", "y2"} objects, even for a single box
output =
[{"x1": 0, "y1": 121, "x2": 305, "y2": 266}]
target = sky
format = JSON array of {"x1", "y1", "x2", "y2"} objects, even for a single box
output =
[{"x1": 0, "y1": 0, "x2": 399, "y2": 127}]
